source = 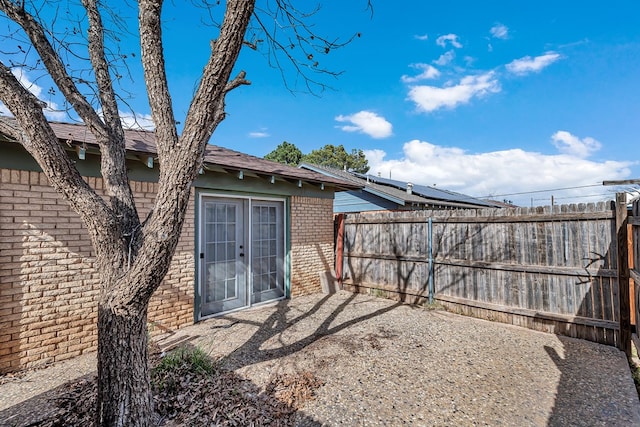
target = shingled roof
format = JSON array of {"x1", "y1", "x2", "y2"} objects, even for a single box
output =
[{"x1": 0, "y1": 118, "x2": 360, "y2": 191}]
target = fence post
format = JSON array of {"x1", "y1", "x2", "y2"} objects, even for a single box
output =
[
  {"x1": 428, "y1": 217, "x2": 434, "y2": 305},
  {"x1": 335, "y1": 213, "x2": 345, "y2": 288},
  {"x1": 616, "y1": 193, "x2": 631, "y2": 355}
]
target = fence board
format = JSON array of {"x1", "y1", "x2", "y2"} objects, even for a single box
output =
[{"x1": 341, "y1": 202, "x2": 622, "y2": 346}]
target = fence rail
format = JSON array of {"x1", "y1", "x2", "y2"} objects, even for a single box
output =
[{"x1": 340, "y1": 202, "x2": 623, "y2": 347}]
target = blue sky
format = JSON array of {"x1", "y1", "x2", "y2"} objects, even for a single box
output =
[{"x1": 2, "y1": 1, "x2": 640, "y2": 206}]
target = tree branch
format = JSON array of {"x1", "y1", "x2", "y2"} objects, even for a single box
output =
[
  {"x1": 0, "y1": 61, "x2": 118, "y2": 261},
  {"x1": 182, "y1": 0, "x2": 255, "y2": 141},
  {"x1": 123, "y1": 0, "x2": 256, "y2": 308},
  {"x1": 81, "y1": 0, "x2": 139, "y2": 236},
  {"x1": 225, "y1": 70, "x2": 251, "y2": 93},
  {"x1": 249, "y1": 0, "x2": 362, "y2": 94},
  {"x1": 1, "y1": 0, "x2": 140, "y2": 247},
  {"x1": 82, "y1": 0, "x2": 122, "y2": 131},
  {"x1": 0, "y1": 0, "x2": 106, "y2": 134},
  {"x1": 138, "y1": 0, "x2": 179, "y2": 159}
]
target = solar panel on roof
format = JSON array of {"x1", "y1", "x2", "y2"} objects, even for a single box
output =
[{"x1": 352, "y1": 172, "x2": 495, "y2": 207}]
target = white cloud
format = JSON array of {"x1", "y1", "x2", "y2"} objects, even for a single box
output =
[
  {"x1": 414, "y1": 34, "x2": 429, "y2": 41},
  {"x1": 401, "y1": 63, "x2": 440, "y2": 83},
  {"x1": 335, "y1": 111, "x2": 393, "y2": 139},
  {"x1": 249, "y1": 130, "x2": 270, "y2": 138},
  {"x1": 364, "y1": 139, "x2": 633, "y2": 206},
  {"x1": 436, "y1": 34, "x2": 463, "y2": 49},
  {"x1": 407, "y1": 72, "x2": 500, "y2": 113},
  {"x1": 506, "y1": 52, "x2": 561, "y2": 75},
  {"x1": 463, "y1": 56, "x2": 476, "y2": 66},
  {"x1": 433, "y1": 50, "x2": 456, "y2": 66},
  {"x1": 119, "y1": 111, "x2": 155, "y2": 130},
  {"x1": 551, "y1": 130, "x2": 601, "y2": 158},
  {"x1": 490, "y1": 24, "x2": 509, "y2": 40}
]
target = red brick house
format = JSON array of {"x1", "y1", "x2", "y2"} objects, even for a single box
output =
[{"x1": 0, "y1": 118, "x2": 358, "y2": 372}]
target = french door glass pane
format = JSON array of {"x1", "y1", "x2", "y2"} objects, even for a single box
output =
[
  {"x1": 205, "y1": 203, "x2": 238, "y2": 302},
  {"x1": 251, "y1": 204, "x2": 283, "y2": 295}
]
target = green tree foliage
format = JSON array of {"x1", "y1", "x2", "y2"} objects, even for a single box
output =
[
  {"x1": 264, "y1": 141, "x2": 303, "y2": 165},
  {"x1": 301, "y1": 144, "x2": 370, "y2": 173}
]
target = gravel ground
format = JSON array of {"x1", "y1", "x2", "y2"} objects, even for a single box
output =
[{"x1": 2, "y1": 291, "x2": 640, "y2": 426}]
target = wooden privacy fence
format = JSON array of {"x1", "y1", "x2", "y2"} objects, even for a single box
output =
[
  {"x1": 631, "y1": 198, "x2": 640, "y2": 352},
  {"x1": 339, "y1": 200, "x2": 633, "y2": 348}
]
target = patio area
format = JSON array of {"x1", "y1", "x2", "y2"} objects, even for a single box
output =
[{"x1": 2, "y1": 291, "x2": 640, "y2": 426}]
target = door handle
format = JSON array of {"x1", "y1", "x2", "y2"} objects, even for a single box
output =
[{"x1": 239, "y1": 253, "x2": 245, "y2": 257}]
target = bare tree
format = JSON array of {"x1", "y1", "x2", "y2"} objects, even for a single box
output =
[{"x1": 0, "y1": 0, "x2": 360, "y2": 425}]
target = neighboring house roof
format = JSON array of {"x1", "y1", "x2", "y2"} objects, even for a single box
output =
[
  {"x1": 300, "y1": 162, "x2": 499, "y2": 209},
  {"x1": 0, "y1": 118, "x2": 360, "y2": 191},
  {"x1": 351, "y1": 172, "x2": 499, "y2": 208}
]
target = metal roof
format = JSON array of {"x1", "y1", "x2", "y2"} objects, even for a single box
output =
[
  {"x1": 300, "y1": 163, "x2": 498, "y2": 209},
  {"x1": 352, "y1": 172, "x2": 499, "y2": 208}
]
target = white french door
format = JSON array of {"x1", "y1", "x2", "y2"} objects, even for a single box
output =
[
  {"x1": 199, "y1": 195, "x2": 285, "y2": 317},
  {"x1": 200, "y1": 198, "x2": 246, "y2": 315}
]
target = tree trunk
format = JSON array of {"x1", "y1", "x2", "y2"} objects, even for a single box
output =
[{"x1": 96, "y1": 301, "x2": 152, "y2": 426}]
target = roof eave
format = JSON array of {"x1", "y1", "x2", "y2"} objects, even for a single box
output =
[{"x1": 0, "y1": 118, "x2": 361, "y2": 191}]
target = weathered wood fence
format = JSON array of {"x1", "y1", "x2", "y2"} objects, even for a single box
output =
[
  {"x1": 339, "y1": 201, "x2": 632, "y2": 348},
  {"x1": 631, "y1": 198, "x2": 640, "y2": 352}
]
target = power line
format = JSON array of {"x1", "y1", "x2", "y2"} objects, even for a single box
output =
[
  {"x1": 532, "y1": 194, "x2": 614, "y2": 202},
  {"x1": 480, "y1": 183, "x2": 603, "y2": 199}
]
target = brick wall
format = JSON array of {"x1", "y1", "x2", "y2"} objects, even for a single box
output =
[
  {"x1": 0, "y1": 169, "x2": 195, "y2": 373},
  {"x1": 289, "y1": 196, "x2": 335, "y2": 296},
  {"x1": 0, "y1": 167, "x2": 337, "y2": 372}
]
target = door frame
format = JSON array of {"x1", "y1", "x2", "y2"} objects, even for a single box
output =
[{"x1": 195, "y1": 192, "x2": 289, "y2": 321}]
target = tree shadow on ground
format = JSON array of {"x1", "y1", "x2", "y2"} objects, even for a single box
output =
[
  {"x1": 543, "y1": 337, "x2": 640, "y2": 426},
  {"x1": 543, "y1": 201, "x2": 640, "y2": 426},
  {"x1": 216, "y1": 292, "x2": 402, "y2": 371},
  {"x1": 0, "y1": 292, "x2": 403, "y2": 427}
]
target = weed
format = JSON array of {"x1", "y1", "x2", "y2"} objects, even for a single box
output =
[
  {"x1": 152, "y1": 345, "x2": 217, "y2": 393},
  {"x1": 422, "y1": 300, "x2": 443, "y2": 311},
  {"x1": 370, "y1": 288, "x2": 386, "y2": 298}
]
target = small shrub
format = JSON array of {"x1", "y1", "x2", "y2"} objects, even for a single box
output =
[{"x1": 151, "y1": 345, "x2": 217, "y2": 395}]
